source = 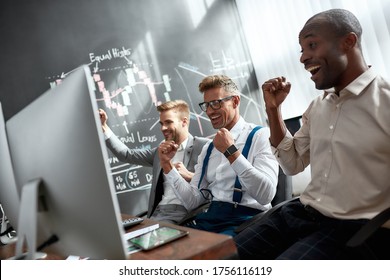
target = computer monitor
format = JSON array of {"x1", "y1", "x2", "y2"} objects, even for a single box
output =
[
  {"x1": 6, "y1": 65, "x2": 128, "y2": 259},
  {"x1": 0, "y1": 103, "x2": 20, "y2": 243}
]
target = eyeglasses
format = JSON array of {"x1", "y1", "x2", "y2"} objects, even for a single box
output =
[{"x1": 198, "y1": 96, "x2": 235, "y2": 112}]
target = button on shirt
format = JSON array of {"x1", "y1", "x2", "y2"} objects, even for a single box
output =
[
  {"x1": 273, "y1": 67, "x2": 390, "y2": 227},
  {"x1": 165, "y1": 117, "x2": 279, "y2": 211}
]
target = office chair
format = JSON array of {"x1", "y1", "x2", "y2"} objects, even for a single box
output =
[
  {"x1": 234, "y1": 167, "x2": 293, "y2": 233},
  {"x1": 135, "y1": 201, "x2": 209, "y2": 226},
  {"x1": 177, "y1": 201, "x2": 211, "y2": 226},
  {"x1": 345, "y1": 206, "x2": 390, "y2": 258},
  {"x1": 271, "y1": 167, "x2": 293, "y2": 206}
]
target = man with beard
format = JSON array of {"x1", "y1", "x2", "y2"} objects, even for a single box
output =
[{"x1": 99, "y1": 100, "x2": 209, "y2": 224}]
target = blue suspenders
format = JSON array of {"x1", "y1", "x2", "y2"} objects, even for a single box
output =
[
  {"x1": 197, "y1": 142, "x2": 214, "y2": 189},
  {"x1": 197, "y1": 125, "x2": 262, "y2": 205}
]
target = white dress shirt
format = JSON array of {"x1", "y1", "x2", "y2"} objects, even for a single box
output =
[{"x1": 165, "y1": 117, "x2": 279, "y2": 211}]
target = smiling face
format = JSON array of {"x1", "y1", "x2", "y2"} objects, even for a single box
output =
[
  {"x1": 203, "y1": 87, "x2": 239, "y2": 130},
  {"x1": 159, "y1": 109, "x2": 188, "y2": 143},
  {"x1": 299, "y1": 18, "x2": 350, "y2": 91}
]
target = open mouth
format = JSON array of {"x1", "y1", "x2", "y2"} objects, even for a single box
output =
[
  {"x1": 210, "y1": 115, "x2": 220, "y2": 122},
  {"x1": 209, "y1": 114, "x2": 222, "y2": 127},
  {"x1": 306, "y1": 65, "x2": 321, "y2": 76},
  {"x1": 163, "y1": 132, "x2": 172, "y2": 140}
]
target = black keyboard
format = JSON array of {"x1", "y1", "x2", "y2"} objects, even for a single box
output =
[{"x1": 122, "y1": 217, "x2": 144, "y2": 230}]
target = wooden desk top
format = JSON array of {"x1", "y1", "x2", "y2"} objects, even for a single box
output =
[
  {"x1": 0, "y1": 216, "x2": 237, "y2": 260},
  {"x1": 124, "y1": 215, "x2": 237, "y2": 260}
]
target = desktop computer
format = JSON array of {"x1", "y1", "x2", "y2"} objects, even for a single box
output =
[{"x1": 6, "y1": 65, "x2": 128, "y2": 259}]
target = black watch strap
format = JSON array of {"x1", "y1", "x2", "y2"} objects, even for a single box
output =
[{"x1": 224, "y1": 144, "x2": 238, "y2": 158}]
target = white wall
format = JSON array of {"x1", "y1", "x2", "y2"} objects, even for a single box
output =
[
  {"x1": 236, "y1": 0, "x2": 390, "y2": 194},
  {"x1": 236, "y1": 0, "x2": 390, "y2": 119}
]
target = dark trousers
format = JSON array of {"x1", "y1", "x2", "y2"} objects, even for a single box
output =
[
  {"x1": 234, "y1": 199, "x2": 390, "y2": 259},
  {"x1": 187, "y1": 201, "x2": 262, "y2": 237}
]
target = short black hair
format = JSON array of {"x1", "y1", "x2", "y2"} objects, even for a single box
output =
[{"x1": 307, "y1": 9, "x2": 363, "y2": 49}]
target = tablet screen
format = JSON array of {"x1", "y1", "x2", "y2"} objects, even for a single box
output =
[{"x1": 129, "y1": 226, "x2": 189, "y2": 251}]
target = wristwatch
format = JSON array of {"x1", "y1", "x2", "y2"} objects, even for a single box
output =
[{"x1": 224, "y1": 144, "x2": 238, "y2": 158}]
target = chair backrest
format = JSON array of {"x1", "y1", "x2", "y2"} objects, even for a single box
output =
[
  {"x1": 234, "y1": 166, "x2": 292, "y2": 233},
  {"x1": 272, "y1": 166, "x2": 293, "y2": 206}
]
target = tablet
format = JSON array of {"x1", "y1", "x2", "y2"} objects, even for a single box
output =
[{"x1": 128, "y1": 226, "x2": 189, "y2": 251}]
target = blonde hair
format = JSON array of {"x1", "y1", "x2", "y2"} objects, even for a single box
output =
[{"x1": 157, "y1": 100, "x2": 190, "y2": 120}]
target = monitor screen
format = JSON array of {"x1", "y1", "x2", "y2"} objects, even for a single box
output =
[
  {"x1": 0, "y1": 102, "x2": 20, "y2": 240},
  {"x1": 6, "y1": 65, "x2": 127, "y2": 259}
]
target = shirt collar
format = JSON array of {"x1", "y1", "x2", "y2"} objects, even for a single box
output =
[
  {"x1": 322, "y1": 66, "x2": 376, "y2": 99},
  {"x1": 177, "y1": 137, "x2": 189, "y2": 152},
  {"x1": 229, "y1": 116, "x2": 245, "y2": 141}
]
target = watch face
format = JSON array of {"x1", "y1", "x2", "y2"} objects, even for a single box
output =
[
  {"x1": 225, "y1": 144, "x2": 238, "y2": 157},
  {"x1": 228, "y1": 145, "x2": 237, "y2": 154}
]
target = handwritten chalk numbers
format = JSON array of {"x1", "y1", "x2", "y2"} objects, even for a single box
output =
[
  {"x1": 127, "y1": 171, "x2": 140, "y2": 188},
  {"x1": 115, "y1": 176, "x2": 126, "y2": 191}
]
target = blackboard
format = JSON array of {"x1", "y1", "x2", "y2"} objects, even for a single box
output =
[{"x1": 0, "y1": 0, "x2": 265, "y2": 215}]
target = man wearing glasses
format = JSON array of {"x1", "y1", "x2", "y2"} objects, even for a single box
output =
[{"x1": 159, "y1": 75, "x2": 279, "y2": 236}]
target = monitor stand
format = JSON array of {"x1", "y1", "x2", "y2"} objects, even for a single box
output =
[{"x1": 9, "y1": 179, "x2": 47, "y2": 260}]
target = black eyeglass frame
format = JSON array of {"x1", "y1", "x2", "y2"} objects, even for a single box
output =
[{"x1": 198, "y1": 95, "x2": 236, "y2": 112}]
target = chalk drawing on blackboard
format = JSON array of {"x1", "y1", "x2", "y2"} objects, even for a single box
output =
[{"x1": 45, "y1": 43, "x2": 264, "y2": 195}]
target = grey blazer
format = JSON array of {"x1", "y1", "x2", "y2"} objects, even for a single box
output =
[{"x1": 106, "y1": 134, "x2": 209, "y2": 218}]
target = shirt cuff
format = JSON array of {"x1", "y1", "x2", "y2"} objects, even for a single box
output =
[
  {"x1": 230, "y1": 153, "x2": 251, "y2": 176},
  {"x1": 104, "y1": 127, "x2": 113, "y2": 140},
  {"x1": 271, "y1": 130, "x2": 293, "y2": 156},
  {"x1": 164, "y1": 167, "x2": 181, "y2": 182}
]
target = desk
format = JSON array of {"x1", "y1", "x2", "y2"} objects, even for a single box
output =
[
  {"x1": 124, "y1": 215, "x2": 237, "y2": 260},
  {"x1": 0, "y1": 216, "x2": 237, "y2": 260}
]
